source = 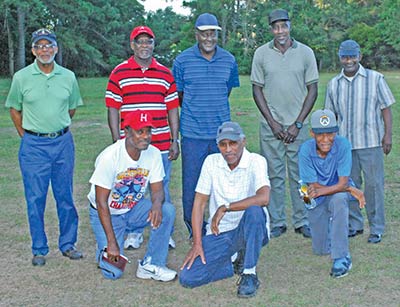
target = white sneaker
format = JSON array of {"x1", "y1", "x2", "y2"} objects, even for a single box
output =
[
  {"x1": 136, "y1": 257, "x2": 177, "y2": 282},
  {"x1": 168, "y1": 236, "x2": 176, "y2": 249},
  {"x1": 124, "y1": 233, "x2": 143, "y2": 249}
]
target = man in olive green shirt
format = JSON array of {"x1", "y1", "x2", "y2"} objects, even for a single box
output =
[{"x1": 5, "y1": 28, "x2": 83, "y2": 266}]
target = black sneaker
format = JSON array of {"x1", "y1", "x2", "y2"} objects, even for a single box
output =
[
  {"x1": 62, "y1": 247, "x2": 83, "y2": 260},
  {"x1": 294, "y1": 225, "x2": 312, "y2": 238},
  {"x1": 270, "y1": 225, "x2": 287, "y2": 238},
  {"x1": 237, "y1": 274, "x2": 260, "y2": 298},
  {"x1": 348, "y1": 229, "x2": 364, "y2": 237},
  {"x1": 233, "y1": 250, "x2": 244, "y2": 275}
]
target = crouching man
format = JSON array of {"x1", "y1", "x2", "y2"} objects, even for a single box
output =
[
  {"x1": 88, "y1": 110, "x2": 176, "y2": 281},
  {"x1": 180, "y1": 122, "x2": 270, "y2": 298},
  {"x1": 298, "y1": 109, "x2": 365, "y2": 278}
]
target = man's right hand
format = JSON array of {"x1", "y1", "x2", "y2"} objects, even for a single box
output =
[
  {"x1": 106, "y1": 240, "x2": 120, "y2": 262},
  {"x1": 180, "y1": 243, "x2": 205, "y2": 270}
]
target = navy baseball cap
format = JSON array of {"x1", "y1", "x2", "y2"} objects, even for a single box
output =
[
  {"x1": 268, "y1": 9, "x2": 290, "y2": 25},
  {"x1": 216, "y1": 122, "x2": 245, "y2": 143},
  {"x1": 338, "y1": 40, "x2": 360, "y2": 57},
  {"x1": 311, "y1": 110, "x2": 339, "y2": 134},
  {"x1": 195, "y1": 13, "x2": 222, "y2": 31},
  {"x1": 32, "y1": 28, "x2": 57, "y2": 44}
]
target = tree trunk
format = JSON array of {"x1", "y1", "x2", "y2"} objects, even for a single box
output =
[
  {"x1": 16, "y1": 6, "x2": 26, "y2": 71},
  {"x1": 5, "y1": 8, "x2": 15, "y2": 76}
]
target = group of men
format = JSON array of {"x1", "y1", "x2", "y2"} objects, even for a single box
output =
[{"x1": 5, "y1": 7, "x2": 395, "y2": 299}]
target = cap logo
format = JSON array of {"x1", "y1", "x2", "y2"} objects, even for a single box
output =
[
  {"x1": 320, "y1": 115, "x2": 330, "y2": 126},
  {"x1": 140, "y1": 113, "x2": 148, "y2": 122}
]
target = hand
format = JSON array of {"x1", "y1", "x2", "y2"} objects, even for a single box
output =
[
  {"x1": 283, "y1": 124, "x2": 300, "y2": 144},
  {"x1": 181, "y1": 243, "x2": 205, "y2": 270},
  {"x1": 349, "y1": 186, "x2": 366, "y2": 209},
  {"x1": 147, "y1": 203, "x2": 162, "y2": 229},
  {"x1": 211, "y1": 206, "x2": 226, "y2": 235},
  {"x1": 270, "y1": 120, "x2": 287, "y2": 141},
  {"x1": 382, "y1": 133, "x2": 392, "y2": 155},
  {"x1": 168, "y1": 142, "x2": 180, "y2": 160},
  {"x1": 106, "y1": 241, "x2": 120, "y2": 262},
  {"x1": 307, "y1": 185, "x2": 319, "y2": 199}
]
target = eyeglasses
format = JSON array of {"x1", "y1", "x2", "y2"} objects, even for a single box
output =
[
  {"x1": 197, "y1": 30, "x2": 218, "y2": 40},
  {"x1": 33, "y1": 43, "x2": 56, "y2": 50},
  {"x1": 133, "y1": 38, "x2": 155, "y2": 46}
]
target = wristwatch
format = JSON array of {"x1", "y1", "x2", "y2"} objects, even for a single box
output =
[
  {"x1": 295, "y1": 121, "x2": 303, "y2": 129},
  {"x1": 224, "y1": 203, "x2": 231, "y2": 212},
  {"x1": 172, "y1": 139, "x2": 180, "y2": 144}
]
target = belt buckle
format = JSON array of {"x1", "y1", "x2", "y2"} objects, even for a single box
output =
[{"x1": 48, "y1": 132, "x2": 59, "y2": 138}]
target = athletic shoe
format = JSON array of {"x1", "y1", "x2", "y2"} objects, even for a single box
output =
[
  {"x1": 237, "y1": 274, "x2": 260, "y2": 298},
  {"x1": 348, "y1": 229, "x2": 364, "y2": 237},
  {"x1": 136, "y1": 257, "x2": 177, "y2": 282},
  {"x1": 32, "y1": 255, "x2": 46, "y2": 266},
  {"x1": 168, "y1": 236, "x2": 176, "y2": 249},
  {"x1": 330, "y1": 255, "x2": 352, "y2": 278},
  {"x1": 294, "y1": 225, "x2": 312, "y2": 238},
  {"x1": 367, "y1": 234, "x2": 382, "y2": 244},
  {"x1": 62, "y1": 247, "x2": 83, "y2": 260},
  {"x1": 270, "y1": 225, "x2": 287, "y2": 238},
  {"x1": 124, "y1": 232, "x2": 143, "y2": 250}
]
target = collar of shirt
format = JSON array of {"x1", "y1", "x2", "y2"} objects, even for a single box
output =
[
  {"x1": 339, "y1": 63, "x2": 367, "y2": 81},
  {"x1": 216, "y1": 147, "x2": 251, "y2": 171},
  {"x1": 128, "y1": 56, "x2": 157, "y2": 70},
  {"x1": 32, "y1": 59, "x2": 62, "y2": 76},
  {"x1": 268, "y1": 38, "x2": 298, "y2": 50}
]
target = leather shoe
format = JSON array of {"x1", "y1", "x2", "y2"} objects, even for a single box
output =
[
  {"x1": 367, "y1": 234, "x2": 382, "y2": 244},
  {"x1": 348, "y1": 229, "x2": 364, "y2": 237},
  {"x1": 62, "y1": 247, "x2": 83, "y2": 260},
  {"x1": 32, "y1": 255, "x2": 46, "y2": 266},
  {"x1": 294, "y1": 225, "x2": 312, "y2": 238},
  {"x1": 270, "y1": 225, "x2": 287, "y2": 238},
  {"x1": 237, "y1": 274, "x2": 260, "y2": 298}
]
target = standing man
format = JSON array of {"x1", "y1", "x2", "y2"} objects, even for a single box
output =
[
  {"x1": 251, "y1": 8, "x2": 319, "y2": 238},
  {"x1": 5, "y1": 28, "x2": 83, "y2": 266},
  {"x1": 88, "y1": 110, "x2": 176, "y2": 281},
  {"x1": 298, "y1": 109, "x2": 365, "y2": 278},
  {"x1": 325, "y1": 40, "x2": 395, "y2": 243},
  {"x1": 180, "y1": 122, "x2": 270, "y2": 298},
  {"x1": 106, "y1": 26, "x2": 179, "y2": 249},
  {"x1": 173, "y1": 13, "x2": 240, "y2": 237}
]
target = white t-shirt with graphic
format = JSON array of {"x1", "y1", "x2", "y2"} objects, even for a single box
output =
[{"x1": 88, "y1": 139, "x2": 164, "y2": 215}]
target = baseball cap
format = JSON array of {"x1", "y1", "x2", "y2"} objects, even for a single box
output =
[
  {"x1": 268, "y1": 9, "x2": 290, "y2": 25},
  {"x1": 130, "y1": 26, "x2": 155, "y2": 41},
  {"x1": 311, "y1": 109, "x2": 339, "y2": 134},
  {"x1": 338, "y1": 40, "x2": 360, "y2": 57},
  {"x1": 216, "y1": 122, "x2": 245, "y2": 143},
  {"x1": 32, "y1": 28, "x2": 57, "y2": 44},
  {"x1": 195, "y1": 13, "x2": 222, "y2": 31},
  {"x1": 122, "y1": 110, "x2": 155, "y2": 130}
]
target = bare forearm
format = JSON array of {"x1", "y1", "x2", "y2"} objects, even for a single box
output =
[
  {"x1": 9, "y1": 108, "x2": 24, "y2": 137},
  {"x1": 107, "y1": 107, "x2": 120, "y2": 142},
  {"x1": 252, "y1": 84, "x2": 276, "y2": 125},
  {"x1": 295, "y1": 82, "x2": 318, "y2": 123},
  {"x1": 224, "y1": 186, "x2": 270, "y2": 212},
  {"x1": 167, "y1": 108, "x2": 179, "y2": 140}
]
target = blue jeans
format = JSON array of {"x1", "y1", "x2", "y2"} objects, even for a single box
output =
[
  {"x1": 179, "y1": 206, "x2": 268, "y2": 288},
  {"x1": 18, "y1": 131, "x2": 79, "y2": 256},
  {"x1": 308, "y1": 193, "x2": 349, "y2": 259},
  {"x1": 181, "y1": 137, "x2": 219, "y2": 236},
  {"x1": 90, "y1": 199, "x2": 175, "y2": 266}
]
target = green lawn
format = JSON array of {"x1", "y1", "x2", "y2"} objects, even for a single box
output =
[{"x1": 0, "y1": 74, "x2": 399, "y2": 306}]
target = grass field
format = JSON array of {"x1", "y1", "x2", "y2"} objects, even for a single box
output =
[{"x1": 0, "y1": 73, "x2": 399, "y2": 307}]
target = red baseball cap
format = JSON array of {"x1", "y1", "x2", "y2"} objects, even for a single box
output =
[
  {"x1": 130, "y1": 26, "x2": 155, "y2": 41},
  {"x1": 122, "y1": 110, "x2": 155, "y2": 130}
]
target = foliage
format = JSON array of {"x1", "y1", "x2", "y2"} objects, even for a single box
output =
[{"x1": 0, "y1": 0, "x2": 400, "y2": 76}]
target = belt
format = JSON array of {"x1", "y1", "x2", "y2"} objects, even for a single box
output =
[{"x1": 25, "y1": 127, "x2": 69, "y2": 138}]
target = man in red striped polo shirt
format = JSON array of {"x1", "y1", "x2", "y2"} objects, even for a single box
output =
[{"x1": 105, "y1": 26, "x2": 179, "y2": 249}]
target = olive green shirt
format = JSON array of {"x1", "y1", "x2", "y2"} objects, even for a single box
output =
[{"x1": 5, "y1": 60, "x2": 83, "y2": 133}]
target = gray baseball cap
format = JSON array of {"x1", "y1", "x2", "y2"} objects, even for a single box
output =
[
  {"x1": 311, "y1": 109, "x2": 339, "y2": 134},
  {"x1": 268, "y1": 9, "x2": 290, "y2": 25},
  {"x1": 216, "y1": 121, "x2": 245, "y2": 143},
  {"x1": 338, "y1": 39, "x2": 360, "y2": 57}
]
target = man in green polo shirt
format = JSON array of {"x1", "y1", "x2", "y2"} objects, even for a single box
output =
[{"x1": 5, "y1": 28, "x2": 83, "y2": 266}]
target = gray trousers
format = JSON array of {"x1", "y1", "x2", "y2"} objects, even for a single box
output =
[
  {"x1": 259, "y1": 120, "x2": 308, "y2": 228},
  {"x1": 308, "y1": 193, "x2": 349, "y2": 259},
  {"x1": 349, "y1": 147, "x2": 385, "y2": 235}
]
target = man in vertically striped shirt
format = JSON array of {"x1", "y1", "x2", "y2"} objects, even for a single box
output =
[
  {"x1": 324, "y1": 40, "x2": 395, "y2": 244},
  {"x1": 106, "y1": 26, "x2": 180, "y2": 249}
]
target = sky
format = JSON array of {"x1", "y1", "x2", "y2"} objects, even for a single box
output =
[{"x1": 141, "y1": 0, "x2": 190, "y2": 15}]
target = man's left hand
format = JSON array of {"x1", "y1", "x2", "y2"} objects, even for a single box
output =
[
  {"x1": 284, "y1": 124, "x2": 300, "y2": 144},
  {"x1": 382, "y1": 134, "x2": 392, "y2": 155},
  {"x1": 168, "y1": 142, "x2": 180, "y2": 160},
  {"x1": 211, "y1": 206, "x2": 226, "y2": 235},
  {"x1": 147, "y1": 203, "x2": 162, "y2": 229}
]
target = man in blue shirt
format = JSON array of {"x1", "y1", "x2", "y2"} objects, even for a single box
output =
[
  {"x1": 298, "y1": 109, "x2": 365, "y2": 278},
  {"x1": 173, "y1": 13, "x2": 240, "y2": 237}
]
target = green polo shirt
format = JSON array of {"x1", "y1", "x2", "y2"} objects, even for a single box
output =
[
  {"x1": 251, "y1": 39, "x2": 319, "y2": 125},
  {"x1": 5, "y1": 60, "x2": 83, "y2": 133}
]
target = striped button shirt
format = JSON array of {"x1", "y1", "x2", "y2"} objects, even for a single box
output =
[
  {"x1": 324, "y1": 65, "x2": 395, "y2": 149},
  {"x1": 105, "y1": 57, "x2": 179, "y2": 153}
]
